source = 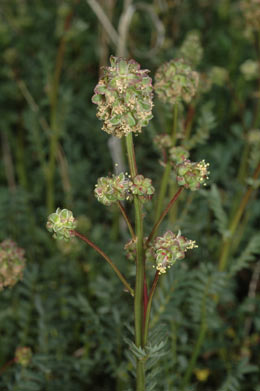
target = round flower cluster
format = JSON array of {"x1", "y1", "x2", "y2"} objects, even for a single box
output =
[
  {"x1": 208, "y1": 66, "x2": 228, "y2": 87},
  {"x1": 0, "y1": 239, "x2": 26, "y2": 291},
  {"x1": 240, "y1": 59, "x2": 259, "y2": 80},
  {"x1": 154, "y1": 59, "x2": 199, "y2": 104},
  {"x1": 95, "y1": 173, "x2": 131, "y2": 206},
  {"x1": 92, "y1": 56, "x2": 153, "y2": 138},
  {"x1": 95, "y1": 173, "x2": 154, "y2": 205},
  {"x1": 15, "y1": 347, "x2": 32, "y2": 367},
  {"x1": 153, "y1": 134, "x2": 172, "y2": 151},
  {"x1": 124, "y1": 231, "x2": 197, "y2": 274},
  {"x1": 169, "y1": 146, "x2": 190, "y2": 165},
  {"x1": 180, "y1": 30, "x2": 203, "y2": 67},
  {"x1": 240, "y1": 0, "x2": 260, "y2": 31},
  {"x1": 147, "y1": 231, "x2": 197, "y2": 274},
  {"x1": 46, "y1": 208, "x2": 77, "y2": 241},
  {"x1": 176, "y1": 159, "x2": 210, "y2": 191},
  {"x1": 130, "y1": 175, "x2": 155, "y2": 201}
]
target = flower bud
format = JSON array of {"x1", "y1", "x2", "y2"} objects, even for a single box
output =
[
  {"x1": 208, "y1": 66, "x2": 228, "y2": 87},
  {"x1": 147, "y1": 231, "x2": 197, "y2": 274},
  {"x1": 176, "y1": 159, "x2": 210, "y2": 191},
  {"x1": 92, "y1": 56, "x2": 153, "y2": 138},
  {"x1": 0, "y1": 240, "x2": 26, "y2": 291},
  {"x1": 169, "y1": 146, "x2": 189, "y2": 164},
  {"x1": 153, "y1": 134, "x2": 172, "y2": 151},
  {"x1": 46, "y1": 208, "x2": 77, "y2": 241},
  {"x1": 154, "y1": 59, "x2": 199, "y2": 104},
  {"x1": 180, "y1": 30, "x2": 203, "y2": 67},
  {"x1": 130, "y1": 175, "x2": 155, "y2": 201},
  {"x1": 15, "y1": 347, "x2": 32, "y2": 367},
  {"x1": 94, "y1": 173, "x2": 131, "y2": 205}
]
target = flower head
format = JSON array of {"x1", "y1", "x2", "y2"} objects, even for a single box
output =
[
  {"x1": 169, "y1": 146, "x2": 189, "y2": 164},
  {"x1": 46, "y1": 208, "x2": 77, "y2": 241},
  {"x1": 15, "y1": 347, "x2": 32, "y2": 367},
  {"x1": 0, "y1": 239, "x2": 26, "y2": 291},
  {"x1": 92, "y1": 56, "x2": 153, "y2": 138},
  {"x1": 147, "y1": 231, "x2": 197, "y2": 274},
  {"x1": 94, "y1": 173, "x2": 131, "y2": 205},
  {"x1": 240, "y1": 0, "x2": 260, "y2": 31},
  {"x1": 130, "y1": 175, "x2": 155, "y2": 201},
  {"x1": 154, "y1": 59, "x2": 199, "y2": 104},
  {"x1": 240, "y1": 59, "x2": 259, "y2": 80},
  {"x1": 180, "y1": 30, "x2": 203, "y2": 67},
  {"x1": 176, "y1": 159, "x2": 210, "y2": 191}
]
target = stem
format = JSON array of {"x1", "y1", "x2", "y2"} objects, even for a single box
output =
[
  {"x1": 218, "y1": 162, "x2": 260, "y2": 271},
  {"x1": 143, "y1": 271, "x2": 160, "y2": 345},
  {"x1": 154, "y1": 162, "x2": 172, "y2": 222},
  {"x1": 72, "y1": 230, "x2": 134, "y2": 296},
  {"x1": 125, "y1": 133, "x2": 145, "y2": 389},
  {"x1": 117, "y1": 201, "x2": 135, "y2": 239},
  {"x1": 148, "y1": 187, "x2": 184, "y2": 244},
  {"x1": 0, "y1": 358, "x2": 16, "y2": 375},
  {"x1": 171, "y1": 103, "x2": 178, "y2": 144},
  {"x1": 47, "y1": 8, "x2": 75, "y2": 213},
  {"x1": 154, "y1": 104, "x2": 178, "y2": 221}
]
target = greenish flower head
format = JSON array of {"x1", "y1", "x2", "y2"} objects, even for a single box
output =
[
  {"x1": 0, "y1": 239, "x2": 26, "y2": 291},
  {"x1": 240, "y1": 59, "x2": 259, "y2": 80},
  {"x1": 130, "y1": 175, "x2": 155, "y2": 201},
  {"x1": 176, "y1": 159, "x2": 210, "y2": 191},
  {"x1": 240, "y1": 0, "x2": 260, "y2": 31},
  {"x1": 92, "y1": 56, "x2": 153, "y2": 138},
  {"x1": 153, "y1": 134, "x2": 172, "y2": 151},
  {"x1": 169, "y1": 146, "x2": 190, "y2": 164},
  {"x1": 46, "y1": 208, "x2": 77, "y2": 241},
  {"x1": 209, "y1": 66, "x2": 228, "y2": 87},
  {"x1": 154, "y1": 59, "x2": 199, "y2": 104},
  {"x1": 15, "y1": 347, "x2": 32, "y2": 367},
  {"x1": 180, "y1": 30, "x2": 203, "y2": 67},
  {"x1": 147, "y1": 231, "x2": 197, "y2": 274},
  {"x1": 94, "y1": 173, "x2": 131, "y2": 206}
]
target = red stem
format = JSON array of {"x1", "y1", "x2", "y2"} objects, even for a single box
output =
[{"x1": 147, "y1": 187, "x2": 184, "y2": 244}]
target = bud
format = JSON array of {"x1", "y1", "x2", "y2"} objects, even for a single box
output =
[
  {"x1": 154, "y1": 59, "x2": 199, "y2": 104},
  {"x1": 146, "y1": 231, "x2": 197, "y2": 274},
  {"x1": 130, "y1": 175, "x2": 155, "y2": 201},
  {"x1": 176, "y1": 159, "x2": 210, "y2": 191},
  {"x1": 0, "y1": 240, "x2": 26, "y2": 291},
  {"x1": 94, "y1": 173, "x2": 131, "y2": 205},
  {"x1": 169, "y1": 146, "x2": 189, "y2": 164},
  {"x1": 240, "y1": 59, "x2": 259, "y2": 80},
  {"x1": 46, "y1": 208, "x2": 77, "y2": 241},
  {"x1": 180, "y1": 30, "x2": 203, "y2": 67},
  {"x1": 92, "y1": 56, "x2": 153, "y2": 138},
  {"x1": 15, "y1": 347, "x2": 32, "y2": 367}
]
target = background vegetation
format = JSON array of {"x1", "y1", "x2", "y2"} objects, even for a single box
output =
[{"x1": 0, "y1": 0, "x2": 259, "y2": 390}]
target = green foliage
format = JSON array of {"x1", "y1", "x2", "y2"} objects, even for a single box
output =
[{"x1": 0, "y1": 0, "x2": 260, "y2": 390}]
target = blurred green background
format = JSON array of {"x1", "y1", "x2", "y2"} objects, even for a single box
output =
[{"x1": 0, "y1": 0, "x2": 260, "y2": 390}]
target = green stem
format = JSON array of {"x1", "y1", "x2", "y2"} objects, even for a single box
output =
[
  {"x1": 218, "y1": 162, "x2": 260, "y2": 271},
  {"x1": 171, "y1": 103, "x2": 178, "y2": 144},
  {"x1": 148, "y1": 187, "x2": 184, "y2": 244},
  {"x1": 143, "y1": 271, "x2": 160, "y2": 345},
  {"x1": 72, "y1": 230, "x2": 134, "y2": 296},
  {"x1": 117, "y1": 201, "x2": 135, "y2": 239},
  {"x1": 154, "y1": 104, "x2": 178, "y2": 222},
  {"x1": 47, "y1": 9, "x2": 74, "y2": 213},
  {"x1": 154, "y1": 162, "x2": 172, "y2": 222},
  {"x1": 125, "y1": 133, "x2": 145, "y2": 390}
]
